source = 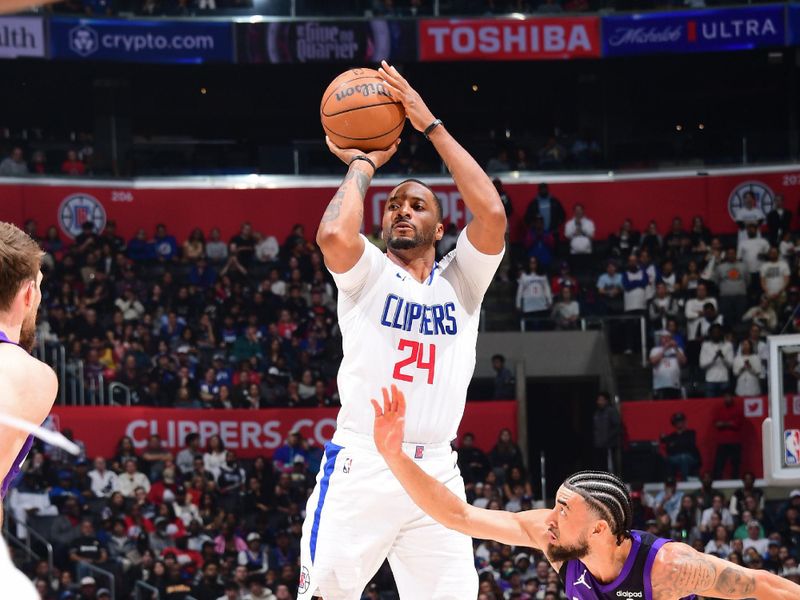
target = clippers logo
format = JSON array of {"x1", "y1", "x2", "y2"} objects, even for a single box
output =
[
  {"x1": 575, "y1": 569, "x2": 591, "y2": 589},
  {"x1": 727, "y1": 180, "x2": 775, "y2": 221},
  {"x1": 58, "y1": 193, "x2": 106, "y2": 239},
  {"x1": 616, "y1": 592, "x2": 643, "y2": 598},
  {"x1": 298, "y1": 566, "x2": 310, "y2": 593},
  {"x1": 342, "y1": 457, "x2": 352, "y2": 473},
  {"x1": 69, "y1": 25, "x2": 98, "y2": 57}
]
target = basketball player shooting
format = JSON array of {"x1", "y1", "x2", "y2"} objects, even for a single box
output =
[
  {"x1": 0, "y1": 223, "x2": 59, "y2": 526},
  {"x1": 298, "y1": 61, "x2": 506, "y2": 600},
  {"x1": 372, "y1": 385, "x2": 800, "y2": 600}
]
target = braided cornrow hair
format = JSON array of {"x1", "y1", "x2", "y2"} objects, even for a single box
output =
[{"x1": 564, "y1": 470, "x2": 633, "y2": 545}]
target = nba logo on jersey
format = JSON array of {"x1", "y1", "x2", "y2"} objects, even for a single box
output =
[
  {"x1": 343, "y1": 457, "x2": 352, "y2": 473},
  {"x1": 415, "y1": 445, "x2": 424, "y2": 459},
  {"x1": 785, "y1": 429, "x2": 800, "y2": 465}
]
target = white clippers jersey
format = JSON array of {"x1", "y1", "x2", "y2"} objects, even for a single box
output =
[{"x1": 330, "y1": 228, "x2": 504, "y2": 444}]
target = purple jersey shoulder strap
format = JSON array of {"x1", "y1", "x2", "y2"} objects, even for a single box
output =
[{"x1": 0, "y1": 330, "x2": 36, "y2": 498}]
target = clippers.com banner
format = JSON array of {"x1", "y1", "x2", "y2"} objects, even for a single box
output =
[
  {"x1": 418, "y1": 17, "x2": 601, "y2": 61},
  {"x1": 1, "y1": 166, "x2": 799, "y2": 245},
  {"x1": 622, "y1": 395, "x2": 800, "y2": 478},
  {"x1": 49, "y1": 401, "x2": 516, "y2": 460}
]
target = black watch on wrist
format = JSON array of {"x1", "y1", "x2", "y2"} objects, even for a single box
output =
[{"x1": 423, "y1": 119, "x2": 443, "y2": 141}]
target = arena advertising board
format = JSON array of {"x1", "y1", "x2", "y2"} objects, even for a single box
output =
[
  {"x1": 418, "y1": 17, "x2": 601, "y2": 61},
  {"x1": 235, "y1": 19, "x2": 417, "y2": 64},
  {"x1": 621, "y1": 394, "x2": 800, "y2": 479},
  {"x1": 602, "y1": 4, "x2": 786, "y2": 57},
  {"x1": 49, "y1": 402, "x2": 516, "y2": 460},
  {"x1": 0, "y1": 17, "x2": 45, "y2": 59},
  {"x1": 790, "y1": 4, "x2": 800, "y2": 46},
  {"x1": 1, "y1": 166, "x2": 798, "y2": 248},
  {"x1": 49, "y1": 17, "x2": 233, "y2": 64}
]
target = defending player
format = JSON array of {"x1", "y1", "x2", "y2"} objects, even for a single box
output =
[
  {"x1": 372, "y1": 385, "x2": 800, "y2": 600},
  {"x1": 0, "y1": 222, "x2": 59, "y2": 525},
  {"x1": 298, "y1": 61, "x2": 506, "y2": 600}
]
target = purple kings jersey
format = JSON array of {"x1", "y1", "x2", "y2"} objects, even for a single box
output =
[
  {"x1": 559, "y1": 530, "x2": 696, "y2": 600},
  {"x1": 0, "y1": 330, "x2": 35, "y2": 498}
]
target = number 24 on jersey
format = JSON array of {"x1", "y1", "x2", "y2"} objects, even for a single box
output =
[{"x1": 392, "y1": 339, "x2": 436, "y2": 385}]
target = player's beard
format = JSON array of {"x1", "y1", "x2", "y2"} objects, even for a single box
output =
[
  {"x1": 19, "y1": 310, "x2": 37, "y2": 353},
  {"x1": 546, "y1": 535, "x2": 590, "y2": 563},
  {"x1": 387, "y1": 222, "x2": 436, "y2": 251}
]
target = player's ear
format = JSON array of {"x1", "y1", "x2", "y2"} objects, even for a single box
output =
[
  {"x1": 435, "y1": 222, "x2": 444, "y2": 242},
  {"x1": 21, "y1": 279, "x2": 35, "y2": 308}
]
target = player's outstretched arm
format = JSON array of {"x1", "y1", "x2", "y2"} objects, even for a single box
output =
[
  {"x1": 317, "y1": 137, "x2": 399, "y2": 273},
  {"x1": 372, "y1": 385, "x2": 548, "y2": 548},
  {"x1": 378, "y1": 61, "x2": 506, "y2": 255},
  {"x1": 651, "y1": 541, "x2": 800, "y2": 600}
]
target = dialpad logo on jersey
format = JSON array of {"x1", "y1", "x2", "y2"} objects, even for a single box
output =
[
  {"x1": 298, "y1": 566, "x2": 311, "y2": 593},
  {"x1": 58, "y1": 193, "x2": 107, "y2": 239},
  {"x1": 69, "y1": 25, "x2": 99, "y2": 57},
  {"x1": 727, "y1": 180, "x2": 775, "y2": 221},
  {"x1": 380, "y1": 294, "x2": 457, "y2": 336},
  {"x1": 616, "y1": 591, "x2": 643, "y2": 598}
]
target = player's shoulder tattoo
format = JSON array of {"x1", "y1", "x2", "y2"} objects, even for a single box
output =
[{"x1": 651, "y1": 542, "x2": 715, "y2": 600}]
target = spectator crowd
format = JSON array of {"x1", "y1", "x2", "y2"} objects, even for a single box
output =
[
  {"x1": 8, "y1": 421, "x2": 800, "y2": 600},
  {"x1": 513, "y1": 184, "x2": 800, "y2": 400}
]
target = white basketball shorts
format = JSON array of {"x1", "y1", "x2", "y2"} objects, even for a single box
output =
[{"x1": 297, "y1": 429, "x2": 478, "y2": 600}]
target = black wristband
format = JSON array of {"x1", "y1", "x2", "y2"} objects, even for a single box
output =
[
  {"x1": 424, "y1": 118, "x2": 443, "y2": 140},
  {"x1": 349, "y1": 155, "x2": 376, "y2": 173}
]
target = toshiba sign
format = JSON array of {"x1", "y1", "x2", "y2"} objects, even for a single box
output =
[{"x1": 419, "y1": 18, "x2": 601, "y2": 61}]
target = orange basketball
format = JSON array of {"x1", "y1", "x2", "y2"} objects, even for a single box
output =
[{"x1": 320, "y1": 68, "x2": 405, "y2": 152}]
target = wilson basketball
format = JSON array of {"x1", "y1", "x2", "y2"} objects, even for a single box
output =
[{"x1": 320, "y1": 68, "x2": 405, "y2": 152}]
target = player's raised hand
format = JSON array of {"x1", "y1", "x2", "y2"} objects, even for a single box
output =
[
  {"x1": 371, "y1": 385, "x2": 406, "y2": 459},
  {"x1": 377, "y1": 60, "x2": 437, "y2": 134},
  {"x1": 325, "y1": 135, "x2": 400, "y2": 172}
]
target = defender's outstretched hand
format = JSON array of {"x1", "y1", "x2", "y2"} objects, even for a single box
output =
[
  {"x1": 371, "y1": 385, "x2": 406, "y2": 460},
  {"x1": 325, "y1": 136, "x2": 400, "y2": 171},
  {"x1": 378, "y1": 61, "x2": 437, "y2": 133}
]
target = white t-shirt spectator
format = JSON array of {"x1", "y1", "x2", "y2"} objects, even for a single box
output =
[
  {"x1": 206, "y1": 240, "x2": 228, "y2": 262},
  {"x1": 203, "y1": 451, "x2": 227, "y2": 480},
  {"x1": 89, "y1": 469, "x2": 119, "y2": 498},
  {"x1": 704, "y1": 539, "x2": 731, "y2": 558},
  {"x1": 270, "y1": 280, "x2": 287, "y2": 297},
  {"x1": 742, "y1": 537, "x2": 770, "y2": 556},
  {"x1": 738, "y1": 237, "x2": 770, "y2": 274},
  {"x1": 516, "y1": 272, "x2": 552, "y2": 314},
  {"x1": 650, "y1": 346, "x2": 683, "y2": 391},
  {"x1": 117, "y1": 471, "x2": 151, "y2": 497},
  {"x1": 684, "y1": 297, "x2": 718, "y2": 341},
  {"x1": 693, "y1": 315, "x2": 723, "y2": 340},
  {"x1": 114, "y1": 297, "x2": 145, "y2": 322},
  {"x1": 564, "y1": 217, "x2": 595, "y2": 254},
  {"x1": 623, "y1": 269, "x2": 648, "y2": 312},
  {"x1": 736, "y1": 206, "x2": 766, "y2": 225},
  {"x1": 699, "y1": 340, "x2": 734, "y2": 383},
  {"x1": 255, "y1": 236, "x2": 280, "y2": 262},
  {"x1": 733, "y1": 354, "x2": 762, "y2": 396},
  {"x1": 760, "y1": 259, "x2": 790, "y2": 296},
  {"x1": 701, "y1": 506, "x2": 734, "y2": 529}
]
